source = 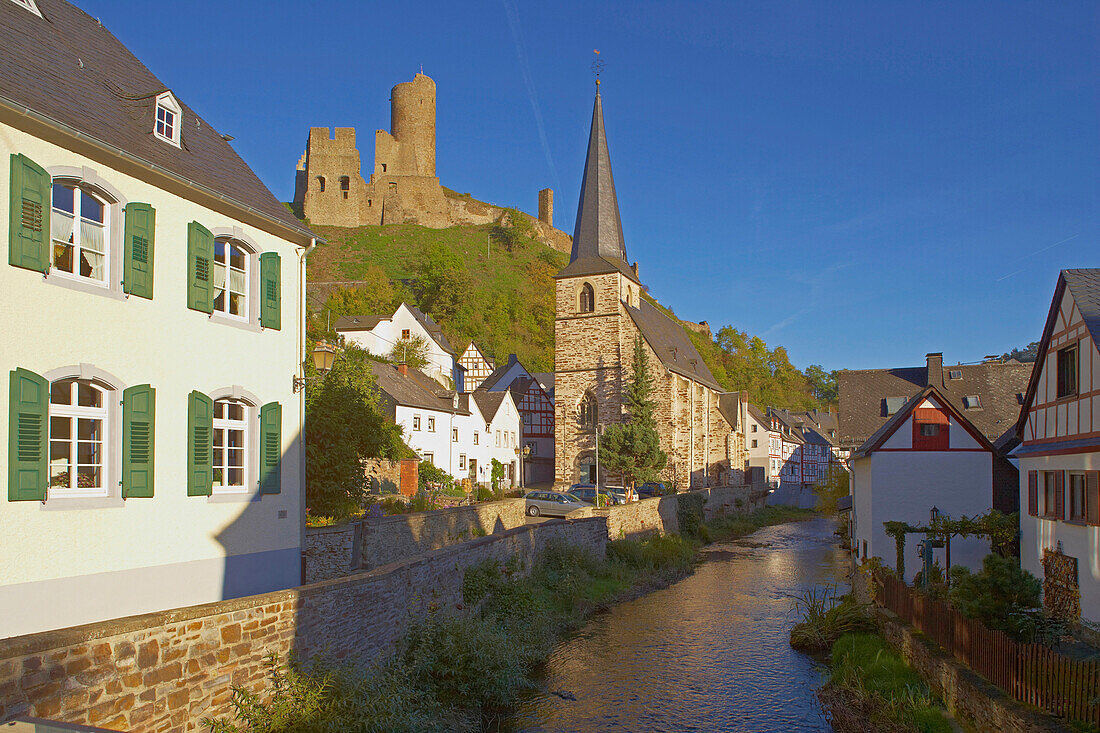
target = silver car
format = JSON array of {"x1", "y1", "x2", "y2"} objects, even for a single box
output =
[{"x1": 525, "y1": 490, "x2": 588, "y2": 517}]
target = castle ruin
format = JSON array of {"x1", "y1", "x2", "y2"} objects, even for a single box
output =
[{"x1": 294, "y1": 73, "x2": 569, "y2": 250}]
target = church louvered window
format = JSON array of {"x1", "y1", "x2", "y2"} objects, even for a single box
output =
[
  {"x1": 579, "y1": 391, "x2": 597, "y2": 429},
  {"x1": 579, "y1": 283, "x2": 594, "y2": 313}
]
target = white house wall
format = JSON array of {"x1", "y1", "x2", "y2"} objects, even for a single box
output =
[{"x1": 0, "y1": 123, "x2": 303, "y2": 638}]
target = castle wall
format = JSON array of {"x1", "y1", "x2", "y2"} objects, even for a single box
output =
[{"x1": 390, "y1": 74, "x2": 436, "y2": 177}]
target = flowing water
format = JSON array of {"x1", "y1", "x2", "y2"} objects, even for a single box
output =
[{"x1": 512, "y1": 516, "x2": 848, "y2": 732}]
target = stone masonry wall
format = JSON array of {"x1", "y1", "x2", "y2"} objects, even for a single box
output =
[
  {"x1": 876, "y1": 609, "x2": 1069, "y2": 732},
  {"x1": 302, "y1": 524, "x2": 357, "y2": 584},
  {"x1": 576, "y1": 483, "x2": 766, "y2": 540},
  {"x1": 0, "y1": 517, "x2": 608, "y2": 732}
]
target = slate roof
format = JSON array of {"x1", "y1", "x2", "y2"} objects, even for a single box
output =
[
  {"x1": 406, "y1": 304, "x2": 455, "y2": 356},
  {"x1": 531, "y1": 373, "x2": 555, "y2": 393},
  {"x1": 853, "y1": 386, "x2": 999, "y2": 459},
  {"x1": 625, "y1": 300, "x2": 722, "y2": 391},
  {"x1": 746, "y1": 403, "x2": 769, "y2": 427},
  {"x1": 1014, "y1": 268, "x2": 1100, "y2": 439},
  {"x1": 0, "y1": 0, "x2": 315, "y2": 242},
  {"x1": 472, "y1": 390, "x2": 508, "y2": 423},
  {"x1": 371, "y1": 362, "x2": 465, "y2": 415},
  {"x1": 333, "y1": 314, "x2": 386, "y2": 332},
  {"x1": 717, "y1": 393, "x2": 740, "y2": 430},
  {"x1": 556, "y1": 85, "x2": 639, "y2": 284},
  {"x1": 838, "y1": 357, "x2": 1029, "y2": 449}
]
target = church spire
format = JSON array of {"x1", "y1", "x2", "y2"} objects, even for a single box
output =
[{"x1": 569, "y1": 84, "x2": 628, "y2": 267}]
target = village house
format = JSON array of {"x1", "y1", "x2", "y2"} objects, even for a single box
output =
[
  {"x1": 839, "y1": 352, "x2": 1028, "y2": 576},
  {"x1": 457, "y1": 342, "x2": 495, "y2": 391},
  {"x1": 849, "y1": 386, "x2": 1019, "y2": 575},
  {"x1": 370, "y1": 362, "x2": 521, "y2": 487},
  {"x1": 745, "y1": 402, "x2": 771, "y2": 481},
  {"x1": 553, "y1": 83, "x2": 745, "y2": 489},
  {"x1": 1, "y1": 0, "x2": 316, "y2": 638},
  {"x1": 334, "y1": 302, "x2": 463, "y2": 389},
  {"x1": 477, "y1": 354, "x2": 556, "y2": 486},
  {"x1": 1014, "y1": 269, "x2": 1100, "y2": 624}
]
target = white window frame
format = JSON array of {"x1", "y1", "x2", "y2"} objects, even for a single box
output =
[
  {"x1": 427, "y1": 417, "x2": 435, "y2": 432},
  {"x1": 50, "y1": 180, "x2": 110, "y2": 288},
  {"x1": 212, "y1": 398, "x2": 250, "y2": 495},
  {"x1": 412, "y1": 415, "x2": 421, "y2": 431},
  {"x1": 8, "y1": 0, "x2": 42, "y2": 17},
  {"x1": 473, "y1": 432, "x2": 479, "y2": 445},
  {"x1": 459, "y1": 454, "x2": 466, "y2": 470},
  {"x1": 452, "y1": 427, "x2": 459, "y2": 442},
  {"x1": 48, "y1": 379, "x2": 109, "y2": 499},
  {"x1": 212, "y1": 238, "x2": 251, "y2": 322},
  {"x1": 153, "y1": 91, "x2": 182, "y2": 147}
]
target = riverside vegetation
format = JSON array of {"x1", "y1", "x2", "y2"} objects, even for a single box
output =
[{"x1": 205, "y1": 505, "x2": 812, "y2": 732}]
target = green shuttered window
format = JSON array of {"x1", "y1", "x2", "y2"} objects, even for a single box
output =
[
  {"x1": 123, "y1": 203, "x2": 155, "y2": 299},
  {"x1": 8, "y1": 368, "x2": 48, "y2": 501},
  {"x1": 259, "y1": 251, "x2": 281, "y2": 330},
  {"x1": 122, "y1": 384, "x2": 155, "y2": 498},
  {"x1": 187, "y1": 221, "x2": 214, "y2": 313},
  {"x1": 187, "y1": 391, "x2": 213, "y2": 496},
  {"x1": 9, "y1": 154, "x2": 51, "y2": 273},
  {"x1": 259, "y1": 401, "x2": 281, "y2": 494}
]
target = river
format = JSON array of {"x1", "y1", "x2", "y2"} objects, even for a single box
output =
[{"x1": 512, "y1": 515, "x2": 848, "y2": 732}]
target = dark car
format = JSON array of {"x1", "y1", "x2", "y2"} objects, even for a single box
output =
[
  {"x1": 568, "y1": 485, "x2": 625, "y2": 506},
  {"x1": 637, "y1": 482, "x2": 671, "y2": 498}
]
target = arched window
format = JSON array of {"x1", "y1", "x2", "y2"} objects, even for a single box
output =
[
  {"x1": 213, "y1": 237, "x2": 252, "y2": 320},
  {"x1": 213, "y1": 398, "x2": 251, "y2": 494},
  {"x1": 579, "y1": 391, "x2": 598, "y2": 429},
  {"x1": 49, "y1": 378, "x2": 109, "y2": 497},
  {"x1": 316, "y1": 176, "x2": 326, "y2": 192},
  {"x1": 51, "y1": 181, "x2": 110, "y2": 285},
  {"x1": 579, "y1": 282, "x2": 594, "y2": 313}
]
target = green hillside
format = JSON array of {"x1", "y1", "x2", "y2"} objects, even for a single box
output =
[{"x1": 304, "y1": 219, "x2": 830, "y2": 409}]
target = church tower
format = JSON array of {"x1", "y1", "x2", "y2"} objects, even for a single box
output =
[{"x1": 554, "y1": 83, "x2": 644, "y2": 485}]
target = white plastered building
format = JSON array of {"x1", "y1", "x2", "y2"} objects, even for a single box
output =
[{"x1": 334, "y1": 303, "x2": 461, "y2": 389}]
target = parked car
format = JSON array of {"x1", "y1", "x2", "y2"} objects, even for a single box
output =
[
  {"x1": 637, "y1": 482, "x2": 671, "y2": 499},
  {"x1": 525, "y1": 490, "x2": 588, "y2": 517},
  {"x1": 603, "y1": 485, "x2": 636, "y2": 502},
  {"x1": 568, "y1": 485, "x2": 625, "y2": 506}
]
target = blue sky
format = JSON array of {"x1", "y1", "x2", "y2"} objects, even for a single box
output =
[{"x1": 83, "y1": 1, "x2": 1097, "y2": 371}]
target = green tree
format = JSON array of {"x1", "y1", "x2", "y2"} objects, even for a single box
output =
[
  {"x1": 414, "y1": 242, "x2": 470, "y2": 325},
  {"x1": 948, "y1": 554, "x2": 1042, "y2": 639},
  {"x1": 599, "y1": 337, "x2": 668, "y2": 487},
  {"x1": 813, "y1": 463, "x2": 850, "y2": 514},
  {"x1": 388, "y1": 334, "x2": 431, "y2": 371},
  {"x1": 313, "y1": 267, "x2": 400, "y2": 340},
  {"x1": 305, "y1": 343, "x2": 411, "y2": 519},
  {"x1": 805, "y1": 364, "x2": 839, "y2": 404}
]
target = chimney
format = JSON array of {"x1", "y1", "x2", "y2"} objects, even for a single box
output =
[
  {"x1": 398, "y1": 364, "x2": 408, "y2": 376},
  {"x1": 508, "y1": 353, "x2": 518, "y2": 365},
  {"x1": 926, "y1": 352, "x2": 943, "y2": 388}
]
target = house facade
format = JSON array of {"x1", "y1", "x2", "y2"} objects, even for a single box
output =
[
  {"x1": 479, "y1": 354, "x2": 556, "y2": 486},
  {"x1": 745, "y1": 402, "x2": 771, "y2": 481},
  {"x1": 335, "y1": 302, "x2": 461, "y2": 389},
  {"x1": 472, "y1": 391, "x2": 524, "y2": 487},
  {"x1": 553, "y1": 84, "x2": 743, "y2": 489},
  {"x1": 1015, "y1": 269, "x2": 1100, "y2": 623},
  {"x1": 457, "y1": 342, "x2": 495, "y2": 392},
  {"x1": 1, "y1": 0, "x2": 315, "y2": 638},
  {"x1": 851, "y1": 387, "x2": 1018, "y2": 576}
]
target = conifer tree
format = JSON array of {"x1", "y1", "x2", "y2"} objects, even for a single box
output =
[{"x1": 600, "y1": 337, "x2": 667, "y2": 488}]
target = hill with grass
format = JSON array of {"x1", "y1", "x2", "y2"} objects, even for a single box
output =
[{"x1": 303, "y1": 216, "x2": 831, "y2": 409}]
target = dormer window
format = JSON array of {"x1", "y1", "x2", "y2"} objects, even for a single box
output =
[
  {"x1": 153, "y1": 92, "x2": 182, "y2": 147},
  {"x1": 8, "y1": 0, "x2": 42, "y2": 17}
]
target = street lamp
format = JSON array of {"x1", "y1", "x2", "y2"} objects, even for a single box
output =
[{"x1": 293, "y1": 341, "x2": 339, "y2": 392}]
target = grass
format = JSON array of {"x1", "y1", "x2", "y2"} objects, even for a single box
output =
[
  {"x1": 704, "y1": 505, "x2": 816, "y2": 543},
  {"x1": 819, "y1": 633, "x2": 952, "y2": 733}
]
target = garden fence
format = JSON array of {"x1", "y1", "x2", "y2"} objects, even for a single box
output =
[{"x1": 875, "y1": 571, "x2": 1099, "y2": 726}]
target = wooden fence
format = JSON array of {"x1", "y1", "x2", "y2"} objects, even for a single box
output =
[{"x1": 876, "y1": 572, "x2": 1100, "y2": 726}]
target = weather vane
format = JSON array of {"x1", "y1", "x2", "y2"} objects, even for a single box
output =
[{"x1": 591, "y1": 49, "x2": 604, "y2": 86}]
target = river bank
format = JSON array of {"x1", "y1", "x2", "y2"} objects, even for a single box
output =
[{"x1": 205, "y1": 506, "x2": 815, "y2": 733}]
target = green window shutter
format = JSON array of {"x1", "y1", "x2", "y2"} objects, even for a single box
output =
[
  {"x1": 187, "y1": 222, "x2": 214, "y2": 313},
  {"x1": 259, "y1": 401, "x2": 281, "y2": 494},
  {"x1": 122, "y1": 384, "x2": 155, "y2": 498},
  {"x1": 187, "y1": 391, "x2": 213, "y2": 496},
  {"x1": 8, "y1": 154, "x2": 51, "y2": 273},
  {"x1": 8, "y1": 368, "x2": 48, "y2": 501},
  {"x1": 123, "y1": 203, "x2": 155, "y2": 299},
  {"x1": 259, "y1": 251, "x2": 281, "y2": 330}
]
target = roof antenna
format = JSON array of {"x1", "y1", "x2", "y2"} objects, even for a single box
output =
[{"x1": 591, "y1": 49, "x2": 603, "y2": 89}]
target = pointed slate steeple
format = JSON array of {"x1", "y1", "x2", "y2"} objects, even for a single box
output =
[{"x1": 556, "y1": 83, "x2": 640, "y2": 283}]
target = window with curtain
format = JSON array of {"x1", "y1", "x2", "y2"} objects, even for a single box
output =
[
  {"x1": 213, "y1": 399, "x2": 249, "y2": 493},
  {"x1": 49, "y1": 378, "x2": 108, "y2": 497},
  {"x1": 213, "y1": 238, "x2": 250, "y2": 320},
  {"x1": 51, "y1": 182, "x2": 108, "y2": 284}
]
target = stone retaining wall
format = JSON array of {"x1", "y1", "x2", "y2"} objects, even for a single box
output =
[
  {"x1": 876, "y1": 609, "x2": 1070, "y2": 732},
  {"x1": 578, "y1": 483, "x2": 766, "y2": 540},
  {"x1": 0, "y1": 516, "x2": 607, "y2": 732},
  {"x1": 302, "y1": 498, "x2": 527, "y2": 583}
]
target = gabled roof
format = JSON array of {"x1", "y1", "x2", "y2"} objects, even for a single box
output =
[
  {"x1": 531, "y1": 372, "x2": 555, "y2": 393},
  {"x1": 472, "y1": 390, "x2": 508, "y2": 423},
  {"x1": 406, "y1": 304, "x2": 455, "y2": 356},
  {"x1": 839, "y1": 357, "x2": 1029, "y2": 448},
  {"x1": 371, "y1": 362, "x2": 466, "y2": 415},
  {"x1": 0, "y1": 0, "x2": 316, "y2": 243},
  {"x1": 557, "y1": 85, "x2": 639, "y2": 284},
  {"x1": 1015, "y1": 268, "x2": 1100, "y2": 439},
  {"x1": 854, "y1": 385, "x2": 997, "y2": 459},
  {"x1": 625, "y1": 300, "x2": 722, "y2": 391},
  {"x1": 333, "y1": 314, "x2": 386, "y2": 332},
  {"x1": 717, "y1": 393, "x2": 740, "y2": 430},
  {"x1": 747, "y1": 403, "x2": 769, "y2": 427}
]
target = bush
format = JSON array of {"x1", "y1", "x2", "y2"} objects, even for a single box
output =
[
  {"x1": 676, "y1": 493, "x2": 709, "y2": 542},
  {"x1": 948, "y1": 554, "x2": 1048, "y2": 642},
  {"x1": 789, "y1": 585, "x2": 874, "y2": 652}
]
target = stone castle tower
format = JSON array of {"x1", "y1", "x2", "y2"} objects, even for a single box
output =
[
  {"x1": 294, "y1": 73, "x2": 571, "y2": 250},
  {"x1": 553, "y1": 83, "x2": 745, "y2": 489}
]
